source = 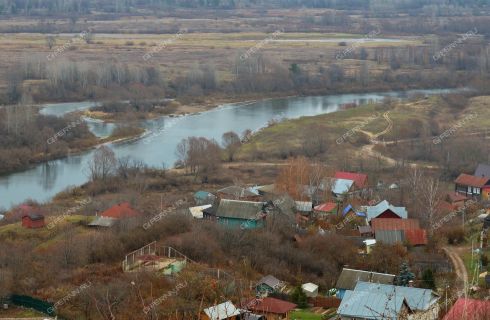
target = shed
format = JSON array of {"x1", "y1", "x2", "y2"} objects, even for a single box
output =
[
  {"x1": 255, "y1": 275, "x2": 285, "y2": 295},
  {"x1": 302, "y1": 282, "x2": 319, "y2": 298},
  {"x1": 335, "y1": 268, "x2": 395, "y2": 299},
  {"x1": 202, "y1": 301, "x2": 242, "y2": 320},
  {"x1": 194, "y1": 191, "x2": 216, "y2": 205},
  {"x1": 21, "y1": 214, "x2": 45, "y2": 229},
  {"x1": 188, "y1": 204, "x2": 212, "y2": 219},
  {"x1": 215, "y1": 199, "x2": 266, "y2": 229}
]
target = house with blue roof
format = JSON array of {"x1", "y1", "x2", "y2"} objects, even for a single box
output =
[
  {"x1": 353, "y1": 281, "x2": 440, "y2": 320},
  {"x1": 338, "y1": 290, "x2": 411, "y2": 319},
  {"x1": 366, "y1": 200, "x2": 408, "y2": 223}
]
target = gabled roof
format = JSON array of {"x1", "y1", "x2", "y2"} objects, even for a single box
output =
[
  {"x1": 338, "y1": 290, "x2": 408, "y2": 319},
  {"x1": 101, "y1": 202, "x2": 141, "y2": 219},
  {"x1": 194, "y1": 191, "x2": 215, "y2": 200},
  {"x1": 475, "y1": 163, "x2": 490, "y2": 178},
  {"x1": 23, "y1": 213, "x2": 44, "y2": 221},
  {"x1": 371, "y1": 218, "x2": 420, "y2": 232},
  {"x1": 245, "y1": 297, "x2": 296, "y2": 314},
  {"x1": 204, "y1": 301, "x2": 242, "y2": 320},
  {"x1": 355, "y1": 281, "x2": 439, "y2": 311},
  {"x1": 366, "y1": 200, "x2": 408, "y2": 222},
  {"x1": 217, "y1": 186, "x2": 259, "y2": 198},
  {"x1": 256, "y1": 275, "x2": 283, "y2": 290},
  {"x1": 335, "y1": 268, "x2": 395, "y2": 290},
  {"x1": 334, "y1": 171, "x2": 368, "y2": 188},
  {"x1": 443, "y1": 298, "x2": 490, "y2": 320},
  {"x1": 332, "y1": 178, "x2": 354, "y2": 195},
  {"x1": 216, "y1": 199, "x2": 264, "y2": 220},
  {"x1": 375, "y1": 230, "x2": 405, "y2": 245},
  {"x1": 314, "y1": 202, "x2": 337, "y2": 212},
  {"x1": 454, "y1": 173, "x2": 489, "y2": 188}
]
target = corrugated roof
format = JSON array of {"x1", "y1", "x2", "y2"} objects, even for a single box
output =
[
  {"x1": 335, "y1": 268, "x2": 395, "y2": 290},
  {"x1": 454, "y1": 173, "x2": 489, "y2": 188},
  {"x1": 443, "y1": 298, "x2": 490, "y2": 320},
  {"x1": 355, "y1": 281, "x2": 439, "y2": 312},
  {"x1": 332, "y1": 178, "x2": 354, "y2": 195},
  {"x1": 218, "y1": 186, "x2": 259, "y2": 198},
  {"x1": 204, "y1": 301, "x2": 242, "y2": 320},
  {"x1": 314, "y1": 202, "x2": 337, "y2": 212},
  {"x1": 371, "y1": 218, "x2": 420, "y2": 232},
  {"x1": 405, "y1": 229, "x2": 428, "y2": 246},
  {"x1": 256, "y1": 275, "x2": 282, "y2": 290},
  {"x1": 216, "y1": 199, "x2": 264, "y2": 220},
  {"x1": 246, "y1": 297, "x2": 296, "y2": 314},
  {"x1": 334, "y1": 171, "x2": 368, "y2": 188},
  {"x1": 375, "y1": 230, "x2": 405, "y2": 245},
  {"x1": 475, "y1": 163, "x2": 490, "y2": 178},
  {"x1": 338, "y1": 290, "x2": 407, "y2": 319},
  {"x1": 366, "y1": 200, "x2": 408, "y2": 222}
]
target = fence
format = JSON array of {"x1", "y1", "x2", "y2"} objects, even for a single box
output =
[
  {"x1": 9, "y1": 295, "x2": 55, "y2": 316},
  {"x1": 309, "y1": 296, "x2": 341, "y2": 308}
]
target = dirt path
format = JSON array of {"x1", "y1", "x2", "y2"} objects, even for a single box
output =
[{"x1": 443, "y1": 246, "x2": 469, "y2": 295}]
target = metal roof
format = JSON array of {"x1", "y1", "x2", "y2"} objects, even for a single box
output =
[
  {"x1": 332, "y1": 178, "x2": 354, "y2": 195},
  {"x1": 256, "y1": 275, "x2": 283, "y2": 290},
  {"x1": 335, "y1": 268, "x2": 395, "y2": 290},
  {"x1": 204, "y1": 301, "x2": 242, "y2": 320},
  {"x1": 355, "y1": 281, "x2": 439, "y2": 311},
  {"x1": 295, "y1": 201, "x2": 313, "y2": 212},
  {"x1": 216, "y1": 199, "x2": 264, "y2": 220},
  {"x1": 475, "y1": 163, "x2": 490, "y2": 178},
  {"x1": 302, "y1": 282, "x2": 319, "y2": 293},
  {"x1": 366, "y1": 200, "x2": 408, "y2": 222},
  {"x1": 188, "y1": 205, "x2": 212, "y2": 219},
  {"x1": 375, "y1": 230, "x2": 405, "y2": 245},
  {"x1": 338, "y1": 290, "x2": 407, "y2": 319},
  {"x1": 217, "y1": 186, "x2": 259, "y2": 198}
]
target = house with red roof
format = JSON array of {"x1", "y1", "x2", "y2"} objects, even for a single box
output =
[
  {"x1": 454, "y1": 173, "x2": 490, "y2": 200},
  {"x1": 244, "y1": 297, "x2": 297, "y2": 320},
  {"x1": 371, "y1": 218, "x2": 427, "y2": 246},
  {"x1": 100, "y1": 202, "x2": 142, "y2": 219},
  {"x1": 334, "y1": 171, "x2": 368, "y2": 189},
  {"x1": 443, "y1": 298, "x2": 490, "y2": 320},
  {"x1": 314, "y1": 202, "x2": 337, "y2": 218}
]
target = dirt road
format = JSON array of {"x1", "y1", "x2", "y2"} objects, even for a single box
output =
[{"x1": 443, "y1": 246, "x2": 469, "y2": 295}]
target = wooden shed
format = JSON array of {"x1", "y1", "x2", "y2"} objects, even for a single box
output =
[{"x1": 22, "y1": 214, "x2": 45, "y2": 229}]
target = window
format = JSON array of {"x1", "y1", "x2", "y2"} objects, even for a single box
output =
[
  {"x1": 475, "y1": 187, "x2": 480, "y2": 195},
  {"x1": 468, "y1": 186, "x2": 472, "y2": 194}
]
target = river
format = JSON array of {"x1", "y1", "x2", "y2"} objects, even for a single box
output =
[{"x1": 0, "y1": 88, "x2": 456, "y2": 209}]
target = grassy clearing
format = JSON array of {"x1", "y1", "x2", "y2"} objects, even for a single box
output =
[{"x1": 291, "y1": 309, "x2": 327, "y2": 320}]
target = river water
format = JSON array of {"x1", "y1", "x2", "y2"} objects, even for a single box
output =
[{"x1": 0, "y1": 88, "x2": 455, "y2": 208}]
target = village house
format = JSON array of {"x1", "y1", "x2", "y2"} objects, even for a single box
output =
[
  {"x1": 217, "y1": 186, "x2": 261, "y2": 201},
  {"x1": 354, "y1": 281, "x2": 440, "y2": 320},
  {"x1": 21, "y1": 213, "x2": 45, "y2": 229},
  {"x1": 334, "y1": 171, "x2": 368, "y2": 189},
  {"x1": 214, "y1": 199, "x2": 268, "y2": 229},
  {"x1": 454, "y1": 173, "x2": 490, "y2": 200},
  {"x1": 244, "y1": 297, "x2": 296, "y2": 320},
  {"x1": 337, "y1": 290, "x2": 412, "y2": 319},
  {"x1": 89, "y1": 202, "x2": 142, "y2": 228},
  {"x1": 255, "y1": 275, "x2": 286, "y2": 296},
  {"x1": 371, "y1": 218, "x2": 427, "y2": 246},
  {"x1": 314, "y1": 202, "x2": 337, "y2": 218},
  {"x1": 365, "y1": 200, "x2": 408, "y2": 223},
  {"x1": 335, "y1": 268, "x2": 395, "y2": 299},
  {"x1": 201, "y1": 301, "x2": 242, "y2": 320}
]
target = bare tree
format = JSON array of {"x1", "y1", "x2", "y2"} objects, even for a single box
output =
[
  {"x1": 45, "y1": 35, "x2": 56, "y2": 49},
  {"x1": 87, "y1": 146, "x2": 116, "y2": 181},
  {"x1": 419, "y1": 176, "x2": 441, "y2": 234},
  {"x1": 222, "y1": 131, "x2": 241, "y2": 162}
]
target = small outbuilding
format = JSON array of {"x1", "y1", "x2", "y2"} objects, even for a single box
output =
[
  {"x1": 302, "y1": 282, "x2": 319, "y2": 298},
  {"x1": 22, "y1": 213, "x2": 45, "y2": 229}
]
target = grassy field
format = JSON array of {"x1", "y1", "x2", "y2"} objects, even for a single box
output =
[{"x1": 291, "y1": 309, "x2": 329, "y2": 319}]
